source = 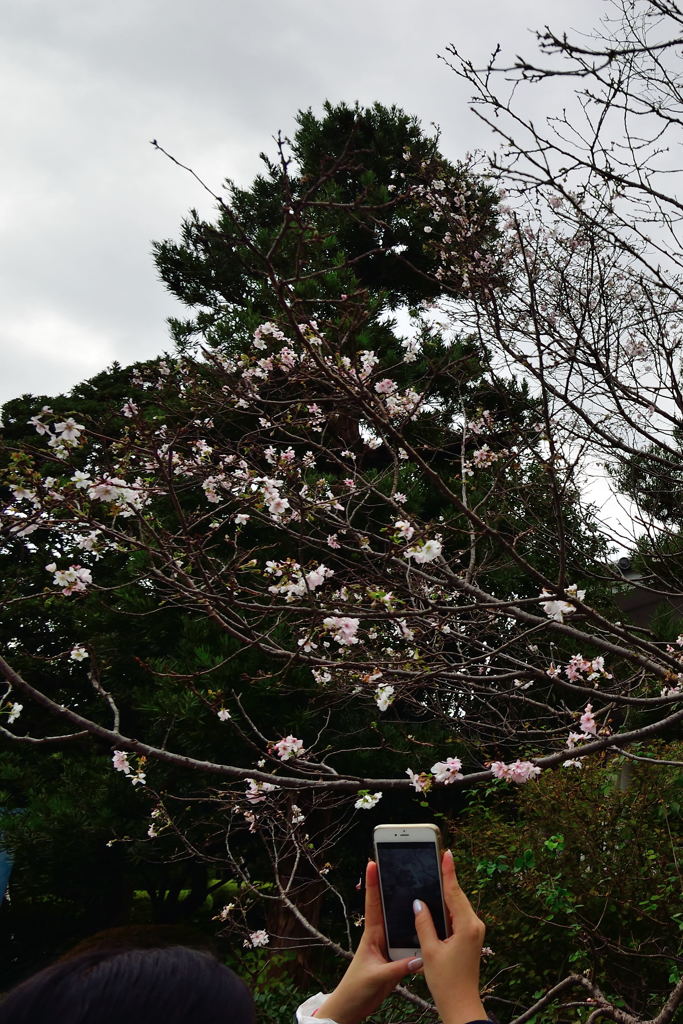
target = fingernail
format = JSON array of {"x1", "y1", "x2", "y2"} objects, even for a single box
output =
[
  {"x1": 407, "y1": 957, "x2": 423, "y2": 970},
  {"x1": 413, "y1": 899, "x2": 423, "y2": 913}
]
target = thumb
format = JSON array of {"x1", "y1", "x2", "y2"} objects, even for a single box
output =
[
  {"x1": 383, "y1": 955, "x2": 423, "y2": 984},
  {"x1": 412, "y1": 898, "x2": 437, "y2": 951}
]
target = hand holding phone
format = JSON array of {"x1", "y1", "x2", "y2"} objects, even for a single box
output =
[
  {"x1": 414, "y1": 849, "x2": 488, "y2": 1024},
  {"x1": 313, "y1": 860, "x2": 419, "y2": 1024},
  {"x1": 315, "y1": 827, "x2": 487, "y2": 1024}
]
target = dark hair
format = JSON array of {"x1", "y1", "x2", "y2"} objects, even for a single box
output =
[{"x1": 0, "y1": 945, "x2": 256, "y2": 1024}]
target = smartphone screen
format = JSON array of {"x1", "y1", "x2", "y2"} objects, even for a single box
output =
[{"x1": 375, "y1": 841, "x2": 448, "y2": 947}]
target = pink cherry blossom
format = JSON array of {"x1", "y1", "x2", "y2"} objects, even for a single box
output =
[
  {"x1": 11, "y1": 485, "x2": 36, "y2": 502},
  {"x1": 28, "y1": 414, "x2": 50, "y2": 435},
  {"x1": 406, "y1": 768, "x2": 429, "y2": 792},
  {"x1": 490, "y1": 760, "x2": 541, "y2": 784},
  {"x1": 588, "y1": 656, "x2": 612, "y2": 680},
  {"x1": 323, "y1": 615, "x2": 360, "y2": 646},
  {"x1": 48, "y1": 564, "x2": 93, "y2": 596},
  {"x1": 539, "y1": 585, "x2": 585, "y2": 623},
  {"x1": 75, "y1": 530, "x2": 101, "y2": 552},
  {"x1": 278, "y1": 347, "x2": 297, "y2": 370},
  {"x1": 267, "y1": 562, "x2": 333, "y2": 602},
  {"x1": 245, "y1": 778, "x2": 277, "y2": 804},
  {"x1": 359, "y1": 350, "x2": 379, "y2": 378},
  {"x1": 267, "y1": 495, "x2": 289, "y2": 516},
  {"x1": 567, "y1": 731, "x2": 587, "y2": 749},
  {"x1": 579, "y1": 703, "x2": 597, "y2": 735},
  {"x1": 305, "y1": 564, "x2": 333, "y2": 590},
  {"x1": 565, "y1": 654, "x2": 592, "y2": 681},
  {"x1": 384, "y1": 388, "x2": 422, "y2": 420},
  {"x1": 112, "y1": 750, "x2": 131, "y2": 774},
  {"x1": 471, "y1": 445, "x2": 497, "y2": 467},
  {"x1": 7, "y1": 703, "x2": 23, "y2": 725},
  {"x1": 55, "y1": 417, "x2": 85, "y2": 443},
  {"x1": 216, "y1": 903, "x2": 235, "y2": 921},
  {"x1": 467, "y1": 411, "x2": 494, "y2": 435},
  {"x1": 242, "y1": 809, "x2": 258, "y2": 833},
  {"x1": 291, "y1": 804, "x2": 305, "y2": 825},
  {"x1": 394, "y1": 519, "x2": 415, "y2": 541},
  {"x1": 273, "y1": 735, "x2": 304, "y2": 760},
  {"x1": 374, "y1": 684, "x2": 395, "y2": 711},
  {"x1": 404, "y1": 538, "x2": 443, "y2": 563},
  {"x1": 202, "y1": 476, "x2": 224, "y2": 503},
  {"x1": 254, "y1": 321, "x2": 286, "y2": 346},
  {"x1": 354, "y1": 792, "x2": 382, "y2": 810},
  {"x1": 88, "y1": 478, "x2": 126, "y2": 502},
  {"x1": 431, "y1": 757, "x2": 463, "y2": 784},
  {"x1": 71, "y1": 470, "x2": 92, "y2": 489},
  {"x1": 539, "y1": 594, "x2": 574, "y2": 622}
]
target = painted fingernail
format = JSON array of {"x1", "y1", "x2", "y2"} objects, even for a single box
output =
[
  {"x1": 413, "y1": 899, "x2": 423, "y2": 913},
  {"x1": 408, "y1": 957, "x2": 423, "y2": 970}
]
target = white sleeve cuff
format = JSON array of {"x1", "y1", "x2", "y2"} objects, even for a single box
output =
[{"x1": 296, "y1": 993, "x2": 337, "y2": 1024}]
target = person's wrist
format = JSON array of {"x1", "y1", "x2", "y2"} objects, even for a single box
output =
[
  {"x1": 314, "y1": 989, "x2": 364, "y2": 1024},
  {"x1": 439, "y1": 998, "x2": 488, "y2": 1024}
]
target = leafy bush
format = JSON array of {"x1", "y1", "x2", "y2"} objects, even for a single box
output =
[{"x1": 452, "y1": 747, "x2": 683, "y2": 1020}]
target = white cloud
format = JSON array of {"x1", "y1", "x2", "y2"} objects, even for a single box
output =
[
  {"x1": 0, "y1": 0, "x2": 600, "y2": 408},
  {"x1": 1, "y1": 311, "x2": 119, "y2": 403}
]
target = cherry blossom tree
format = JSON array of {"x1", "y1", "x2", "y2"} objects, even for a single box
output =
[{"x1": 2, "y1": 41, "x2": 683, "y2": 1022}]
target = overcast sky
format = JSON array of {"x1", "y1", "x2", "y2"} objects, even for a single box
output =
[{"x1": 0, "y1": 0, "x2": 600, "y2": 410}]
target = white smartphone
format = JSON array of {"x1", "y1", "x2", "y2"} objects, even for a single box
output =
[{"x1": 373, "y1": 823, "x2": 450, "y2": 960}]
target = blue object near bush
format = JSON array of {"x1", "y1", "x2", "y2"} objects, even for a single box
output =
[{"x1": 0, "y1": 846, "x2": 13, "y2": 903}]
